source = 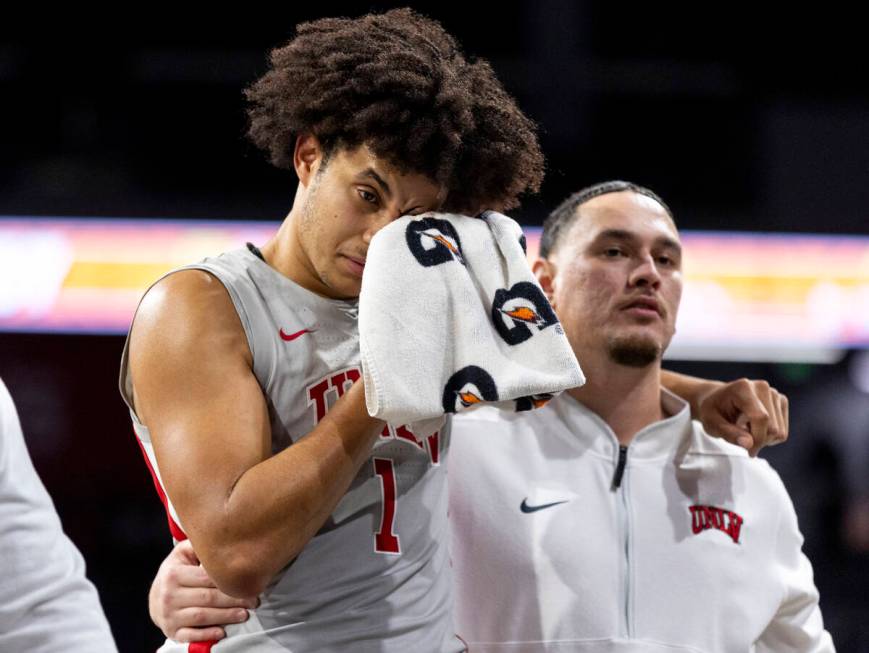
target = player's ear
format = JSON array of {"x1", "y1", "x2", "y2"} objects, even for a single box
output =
[
  {"x1": 533, "y1": 258, "x2": 557, "y2": 307},
  {"x1": 294, "y1": 133, "x2": 324, "y2": 187}
]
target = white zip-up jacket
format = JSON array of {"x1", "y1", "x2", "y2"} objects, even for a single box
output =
[{"x1": 449, "y1": 390, "x2": 834, "y2": 652}]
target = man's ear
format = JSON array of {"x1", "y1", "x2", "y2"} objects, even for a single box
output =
[
  {"x1": 293, "y1": 133, "x2": 324, "y2": 187},
  {"x1": 533, "y1": 258, "x2": 557, "y2": 308}
]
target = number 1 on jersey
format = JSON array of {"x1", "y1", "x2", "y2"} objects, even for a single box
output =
[{"x1": 373, "y1": 457, "x2": 401, "y2": 554}]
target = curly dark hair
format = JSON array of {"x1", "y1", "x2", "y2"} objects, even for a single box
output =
[
  {"x1": 245, "y1": 8, "x2": 544, "y2": 212},
  {"x1": 540, "y1": 180, "x2": 675, "y2": 259}
]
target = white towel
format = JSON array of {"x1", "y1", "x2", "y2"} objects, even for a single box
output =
[{"x1": 359, "y1": 211, "x2": 585, "y2": 436}]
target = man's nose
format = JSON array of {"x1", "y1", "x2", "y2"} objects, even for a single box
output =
[
  {"x1": 362, "y1": 205, "x2": 413, "y2": 244},
  {"x1": 362, "y1": 209, "x2": 401, "y2": 244},
  {"x1": 628, "y1": 254, "x2": 662, "y2": 289}
]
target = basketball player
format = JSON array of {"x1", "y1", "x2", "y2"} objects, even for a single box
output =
[
  {"x1": 122, "y1": 9, "x2": 543, "y2": 651},
  {"x1": 127, "y1": 11, "x2": 791, "y2": 651},
  {"x1": 0, "y1": 378, "x2": 117, "y2": 651}
]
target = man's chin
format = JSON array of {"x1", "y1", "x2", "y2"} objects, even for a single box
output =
[
  {"x1": 332, "y1": 284, "x2": 361, "y2": 301},
  {"x1": 607, "y1": 335, "x2": 661, "y2": 368},
  {"x1": 316, "y1": 269, "x2": 361, "y2": 301}
]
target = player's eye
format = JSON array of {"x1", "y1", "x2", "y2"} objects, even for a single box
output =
[
  {"x1": 603, "y1": 247, "x2": 624, "y2": 258},
  {"x1": 358, "y1": 189, "x2": 378, "y2": 205}
]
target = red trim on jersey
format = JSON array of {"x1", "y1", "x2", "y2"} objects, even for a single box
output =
[
  {"x1": 134, "y1": 433, "x2": 187, "y2": 541},
  {"x1": 188, "y1": 641, "x2": 217, "y2": 653}
]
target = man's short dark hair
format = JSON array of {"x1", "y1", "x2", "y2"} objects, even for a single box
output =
[
  {"x1": 539, "y1": 180, "x2": 674, "y2": 258},
  {"x1": 245, "y1": 8, "x2": 544, "y2": 213}
]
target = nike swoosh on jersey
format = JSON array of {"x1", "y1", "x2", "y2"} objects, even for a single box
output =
[
  {"x1": 279, "y1": 327, "x2": 316, "y2": 342},
  {"x1": 520, "y1": 498, "x2": 569, "y2": 513}
]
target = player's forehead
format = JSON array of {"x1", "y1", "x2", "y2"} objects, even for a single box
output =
[
  {"x1": 337, "y1": 144, "x2": 447, "y2": 209},
  {"x1": 571, "y1": 190, "x2": 679, "y2": 247}
]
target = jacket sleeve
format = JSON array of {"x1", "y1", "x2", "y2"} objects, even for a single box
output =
[
  {"x1": 755, "y1": 472, "x2": 835, "y2": 653},
  {"x1": 0, "y1": 378, "x2": 118, "y2": 652}
]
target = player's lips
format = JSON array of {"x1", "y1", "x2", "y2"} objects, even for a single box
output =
[
  {"x1": 342, "y1": 254, "x2": 366, "y2": 278},
  {"x1": 620, "y1": 296, "x2": 662, "y2": 317}
]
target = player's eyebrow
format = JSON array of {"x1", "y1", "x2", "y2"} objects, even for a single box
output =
[{"x1": 359, "y1": 168, "x2": 392, "y2": 198}]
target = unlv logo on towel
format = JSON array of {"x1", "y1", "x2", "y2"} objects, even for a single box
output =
[
  {"x1": 406, "y1": 217, "x2": 466, "y2": 266},
  {"x1": 442, "y1": 365, "x2": 498, "y2": 413},
  {"x1": 492, "y1": 281, "x2": 560, "y2": 345}
]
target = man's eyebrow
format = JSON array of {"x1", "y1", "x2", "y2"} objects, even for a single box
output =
[
  {"x1": 657, "y1": 236, "x2": 682, "y2": 255},
  {"x1": 593, "y1": 229, "x2": 636, "y2": 244},
  {"x1": 359, "y1": 168, "x2": 391, "y2": 198},
  {"x1": 594, "y1": 229, "x2": 682, "y2": 254}
]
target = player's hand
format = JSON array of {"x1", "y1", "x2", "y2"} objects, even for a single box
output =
[
  {"x1": 696, "y1": 378, "x2": 789, "y2": 457},
  {"x1": 149, "y1": 539, "x2": 257, "y2": 642}
]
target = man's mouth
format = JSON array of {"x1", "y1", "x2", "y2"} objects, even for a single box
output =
[
  {"x1": 343, "y1": 254, "x2": 366, "y2": 278},
  {"x1": 621, "y1": 296, "x2": 661, "y2": 317}
]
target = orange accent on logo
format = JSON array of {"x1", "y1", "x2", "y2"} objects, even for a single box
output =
[
  {"x1": 457, "y1": 391, "x2": 483, "y2": 407},
  {"x1": 501, "y1": 306, "x2": 541, "y2": 324},
  {"x1": 424, "y1": 232, "x2": 460, "y2": 255},
  {"x1": 531, "y1": 396, "x2": 551, "y2": 409}
]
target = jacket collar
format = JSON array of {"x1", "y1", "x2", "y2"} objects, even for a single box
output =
[{"x1": 551, "y1": 388, "x2": 693, "y2": 461}]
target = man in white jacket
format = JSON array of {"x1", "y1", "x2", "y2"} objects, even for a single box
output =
[
  {"x1": 448, "y1": 180, "x2": 832, "y2": 651},
  {"x1": 146, "y1": 181, "x2": 831, "y2": 651}
]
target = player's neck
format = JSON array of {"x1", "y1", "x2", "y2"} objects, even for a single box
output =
[
  {"x1": 568, "y1": 352, "x2": 664, "y2": 447},
  {"x1": 261, "y1": 210, "x2": 329, "y2": 297}
]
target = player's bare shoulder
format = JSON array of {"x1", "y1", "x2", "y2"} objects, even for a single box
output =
[
  {"x1": 132, "y1": 269, "x2": 248, "y2": 349},
  {"x1": 128, "y1": 270, "x2": 252, "y2": 422}
]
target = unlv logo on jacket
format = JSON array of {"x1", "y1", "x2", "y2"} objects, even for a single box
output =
[
  {"x1": 442, "y1": 365, "x2": 498, "y2": 413},
  {"x1": 492, "y1": 281, "x2": 560, "y2": 345},
  {"x1": 406, "y1": 217, "x2": 466, "y2": 266},
  {"x1": 689, "y1": 504, "x2": 744, "y2": 544}
]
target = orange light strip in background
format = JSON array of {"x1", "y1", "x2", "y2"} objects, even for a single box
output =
[{"x1": 2, "y1": 217, "x2": 867, "y2": 363}]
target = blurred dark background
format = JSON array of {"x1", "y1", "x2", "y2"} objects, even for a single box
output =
[{"x1": 2, "y1": 2, "x2": 868, "y2": 651}]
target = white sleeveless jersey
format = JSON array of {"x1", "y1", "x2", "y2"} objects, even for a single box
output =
[{"x1": 119, "y1": 247, "x2": 462, "y2": 653}]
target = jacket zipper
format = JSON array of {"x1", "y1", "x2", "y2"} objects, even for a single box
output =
[
  {"x1": 612, "y1": 444, "x2": 633, "y2": 638},
  {"x1": 612, "y1": 445, "x2": 628, "y2": 490}
]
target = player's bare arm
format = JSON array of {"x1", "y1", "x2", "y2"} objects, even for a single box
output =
[
  {"x1": 660, "y1": 369, "x2": 789, "y2": 455},
  {"x1": 129, "y1": 270, "x2": 384, "y2": 597}
]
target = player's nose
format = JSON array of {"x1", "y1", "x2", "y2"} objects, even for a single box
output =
[{"x1": 362, "y1": 207, "x2": 406, "y2": 244}]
